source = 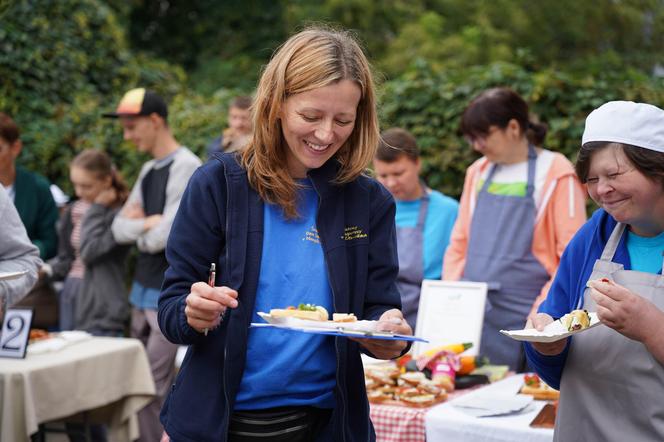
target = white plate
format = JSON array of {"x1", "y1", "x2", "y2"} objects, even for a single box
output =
[
  {"x1": 0, "y1": 270, "x2": 29, "y2": 281},
  {"x1": 500, "y1": 312, "x2": 602, "y2": 343},
  {"x1": 257, "y1": 312, "x2": 378, "y2": 332},
  {"x1": 254, "y1": 313, "x2": 428, "y2": 342}
]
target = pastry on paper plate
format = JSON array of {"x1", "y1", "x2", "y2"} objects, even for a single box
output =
[
  {"x1": 560, "y1": 309, "x2": 591, "y2": 332},
  {"x1": 332, "y1": 313, "x2": 357, "y2": 322},
  {"x1": 269, "y1": 304, "x2": 329, "y2": 321}
]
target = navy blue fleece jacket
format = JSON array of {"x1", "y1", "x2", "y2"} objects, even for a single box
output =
[{"x1": 158, "y1": 153, "x2": 403, "y2": 442}]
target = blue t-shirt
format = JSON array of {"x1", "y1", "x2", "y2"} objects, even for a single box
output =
[
  {"x1": 234, "y1": 179, "x2": 336, "y2": 410},
  {"x1": 626, "y1": 230, "x2": 664, "y2": 274},
  {"x1": 395, "y1": 190, "x2": 458, "y2": 279}
]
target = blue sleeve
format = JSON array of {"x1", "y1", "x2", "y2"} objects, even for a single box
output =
[
  {"x1": 526, "y1": 210, "x2": 608, "y2": 388},
  {"x1": 158, "y1": 165, "x2": 226, "y2": 345},
  {"x1": 524, "y1": 341, "x2": 569, "y2": 390},
  {"x1": 423, "y1": 192, "x2": 459, "y2": 279}
]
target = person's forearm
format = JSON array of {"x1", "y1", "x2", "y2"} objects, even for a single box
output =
[{"x1": 111, "y1": 217, "x2": 144, "y2": 244}]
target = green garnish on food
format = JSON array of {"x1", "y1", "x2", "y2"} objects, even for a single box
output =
[{"x1": 298, "y1": 303, "x2": 317, "y2": 311}]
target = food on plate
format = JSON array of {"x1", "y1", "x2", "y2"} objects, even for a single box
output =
[
  {"x1": 560, "y1": 309, "x2": 591, "y2": 332},
  {"x1": 520, "y1": 373, "x2": 560, "y2": 401},
  {"x1": 364, "y1": 364, "x2": 448, "y2": 407},
  {"x1": 269, "y1": 303, "x2": 329, "y2": 321},
  {"x1": 29, "y1": 328, "x2": 51, "y2": 342},
  {"x1": 332, "y1": 313, "x2": 357, "y2": 322},
  {"x1": 365, "y1": 365, "x2": 400, "y2": 385},
  {"x1": 400, "y1": 393, "x2": 438, "y2": 406},
  {"x1": 367, "y1": 389, "x2": 392, "y2": 403},
  {"x1": 398, "y1": 371, "x2": 427, "y2": 386}
]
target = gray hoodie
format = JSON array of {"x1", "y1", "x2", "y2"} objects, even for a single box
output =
[{"x1": 0, "y1": 186, "x2": 41, "y2": 310}]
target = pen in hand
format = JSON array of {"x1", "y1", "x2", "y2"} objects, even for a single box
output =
[{"x1": 204, "y1": 262, "x2": 216, "y2": 336}]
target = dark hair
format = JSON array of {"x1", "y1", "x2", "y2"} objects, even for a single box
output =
[
  {"x1": 576, "y1": 142, "x2": 664, "y2": 189},
  {"x1": 231, "y1": 96, "x2": 252, "y2": 110},
  {"x1": 460, "y1": 87, "x2": 547, "y2": 146},
  {"x1": 71, "y1": 149, "x2": 129, "y2": 205},
  {"x1": 376, "y1": 127, "x2": 419, "y2": 162},
  {"x1": 0, "y1": 112, "x2": 20, "y2": 144}
]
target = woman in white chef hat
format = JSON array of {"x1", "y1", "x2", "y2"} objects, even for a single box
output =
[{"x1": 526, "y1": 101, "x2": 664, "y2": 441}]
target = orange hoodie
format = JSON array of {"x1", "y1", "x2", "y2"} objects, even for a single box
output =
[{"x1": 442, "y1": 150, "x2": 587, "y2": 316}]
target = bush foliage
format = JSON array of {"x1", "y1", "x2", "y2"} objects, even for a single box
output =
[
  {"x1": 380, "y1": 61, "x2": 664, "y2": 199},
  {"x1": 2, "y1": 0, "x2": 664, "y2": 203}
]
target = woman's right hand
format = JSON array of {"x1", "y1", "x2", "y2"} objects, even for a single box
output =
[
  {"x1": 527, "y1": 313, "x2": 568, "y2": 356},
  {"x1": 185, "y1": 282, "x2": 238, "y2": 333}
]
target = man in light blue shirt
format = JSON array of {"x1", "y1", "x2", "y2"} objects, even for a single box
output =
[{"x1": 374, "y1": 128, "x2": 459, "y2": 329}]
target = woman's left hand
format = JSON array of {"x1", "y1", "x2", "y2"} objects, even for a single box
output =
[
  {"x1": 351, "y1": 309, "x2": 412, "y2": 359},
  {"x1": 588, "y1": 279, "x2": 663, "y2": 343}
]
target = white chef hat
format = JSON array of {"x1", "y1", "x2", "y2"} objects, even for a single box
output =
[{"x1": 582, "y1": 101, "x2": 664, "y2": 153}]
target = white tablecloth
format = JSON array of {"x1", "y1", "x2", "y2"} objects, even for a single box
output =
[
  {"x1": 0, "y1": 337, "x2": 156, "y2": 442},
  {"x1": 425, "y1": 375, "x2": 554, "y2": 442}
]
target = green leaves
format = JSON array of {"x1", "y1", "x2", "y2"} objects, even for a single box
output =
[{"x1": 379, "y1": 61, "x2": 664, "y2": 200}]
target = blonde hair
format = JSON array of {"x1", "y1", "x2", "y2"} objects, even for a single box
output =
[{"x1": 240, "y1": 27, "x2": 379, "y2": 218}]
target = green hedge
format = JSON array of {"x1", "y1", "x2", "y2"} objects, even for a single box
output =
[
  {"x1": 0, "y1": 0, "x2": 186, "y2": 193},
  {"x1": 379, "y1": 61, "x2": 664, "y2": 199},
  {"x1": 3, "y1": 1, "x2": 664, "y2": 203}
]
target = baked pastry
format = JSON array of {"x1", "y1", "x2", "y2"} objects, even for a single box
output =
[
  {"x1": 269, "y1": 304, "x2": 329, "y2": 321},
  {"x1": 520, "y1": 373, "x2": 560, "y2": 401},
  {"x1": 332, "y1": 313, "x2": 357, "y2": 322},
  {"x1": 365, "y1": 364, "x2": 448, "y2": 407},
  {"x1": 560, "y1": 309, "x2": 590, "y2": 332}
]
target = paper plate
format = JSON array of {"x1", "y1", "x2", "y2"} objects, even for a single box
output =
[
  {"x1": 257, "y1": 312, "x2": 378, "y2": 332},
  {"x1": 500, "y1": 312, "x2": 601, "y2": 343},
  {"x1": 252, "y1": 313, "x2": 428, "y2": 342},
  {"x1": 250, "y1": 323, "x2": 428, "y2": 342}
]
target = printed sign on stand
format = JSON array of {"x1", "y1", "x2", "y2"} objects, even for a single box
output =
[
  {"x1": 0, "y1": 308, "x2": 34, "y2": 359},
  {"x1": 413, "y1": 280, "x2": 487, "y2": 357}
]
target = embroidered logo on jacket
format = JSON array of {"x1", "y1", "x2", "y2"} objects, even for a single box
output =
[{"x1": 341, "y1": 226, "x2": 368, "y2": 241}]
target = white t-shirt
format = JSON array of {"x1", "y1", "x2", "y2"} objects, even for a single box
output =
[{"x1": 3, "y1": 183, "x2": 15, "y2": 201}]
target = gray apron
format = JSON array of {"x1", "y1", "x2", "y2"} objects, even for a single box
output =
[
  {"x1": 396, "y1": 189, "x2": 429, "y2": 330},
  {"x1": 463, "y1": 145, "x2": 550, "y2": 370},
  {"x1": 555, "y1": 222, "x2": 664, "y2": 442}
]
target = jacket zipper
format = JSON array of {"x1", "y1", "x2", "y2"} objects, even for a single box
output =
[
  {"x1": 222, "y1": 171, "x2": 232, "y2": 441},
  {"x1": 313, "y1": 186, "x2": 347, "y2": 442}
]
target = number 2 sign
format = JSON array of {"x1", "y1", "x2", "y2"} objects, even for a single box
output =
[{"x1": 0, "y1": 308, "x2": 33, "y2": 359}]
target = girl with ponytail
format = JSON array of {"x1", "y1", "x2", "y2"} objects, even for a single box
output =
[{"x1": 46, "y1": 149, "x2": 130, "y2": 337}]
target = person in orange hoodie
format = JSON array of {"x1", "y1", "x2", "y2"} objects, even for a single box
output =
[{"x1": 443, "y1": 87, "x2": 587, "y2": 371}]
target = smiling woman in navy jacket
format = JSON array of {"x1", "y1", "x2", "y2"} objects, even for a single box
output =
[{"x1": 158, "y1": 27, "x2": 412, "y2": 442}]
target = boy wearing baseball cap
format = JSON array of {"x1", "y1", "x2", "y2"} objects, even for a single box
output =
[{"x1": 106, "y1": 88, "x2": 201, "y2": 442}]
